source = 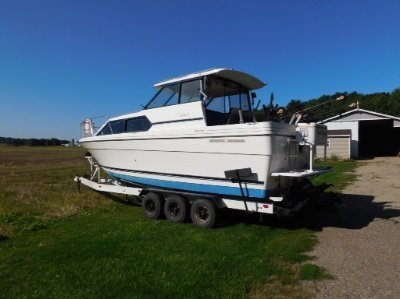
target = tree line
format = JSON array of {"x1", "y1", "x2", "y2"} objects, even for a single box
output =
[
  {"x1": 0, "y1": 137, "x2": 70, "y2": 146},
  {"x1": 284, "y1": 87, "x2": 400, "y2": 122}
]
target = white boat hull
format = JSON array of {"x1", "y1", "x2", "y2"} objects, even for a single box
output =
[{"x1": 80, "y1": 122, "x2": 304, "y2": 199}]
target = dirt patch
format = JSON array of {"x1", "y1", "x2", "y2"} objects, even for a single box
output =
[{"x1": 311, "y1": 157, "x2": 400, "y2": 298}]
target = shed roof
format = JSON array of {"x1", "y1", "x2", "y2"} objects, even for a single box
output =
[
  {"x1": 319, "y1": 108, "x2": 400, "y2": 124},
  {"x1": 154, "y1": 68, "x2": 266, "y2": 90}
]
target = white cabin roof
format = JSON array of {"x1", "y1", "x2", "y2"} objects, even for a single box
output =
[{"x1": 154, "y1": 68, "x2": 266, "y2": 90}]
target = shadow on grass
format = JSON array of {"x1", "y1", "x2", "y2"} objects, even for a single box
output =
[
  {"x1": 216, "y1": 192, "x2": 400, "y2": 231},
  {"x1": 89, "y1": 188, "x2": 400, "y2": 231},
  {"x1": 100, "y1": 192, "x2": 141, "y2": 207},
  {"x1": 0, "y1": 234, "x2": 9, "y2": 242}
]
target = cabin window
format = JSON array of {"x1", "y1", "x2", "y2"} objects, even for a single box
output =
[
  {"x1": 97, "y1": 123, "x2": 112, "y2": 135},
  {"x1": 96, "y1": 117, "x2": 151, "y2": 136},
  {"x1": 204, "y1": 78, "x2": 253, "y2": 126},
  {"x1": 180, "y1": 80, "x2": 201, "y2": 104},
  {"x1": 145, "y1": 80, "x2": 202, "y2": 109},
  {"x1": 146, "y1": 84, "x2": 180, "y2": 109},
  {"x1": 229, "y1": 93, "x2": 250, "y2": 111},
  {"x1": 110, "y1": 120, "x2": 125, "y2": 134},
  {"x1": 126, "y1": 116, "x2": 152, "y2": 132},
  {"x1": 205, "y1": 96, "x2": 226, "y2": 113}
]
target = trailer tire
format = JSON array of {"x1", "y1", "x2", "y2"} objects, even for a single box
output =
[
  {"x1": 164, "y1": 195, "x2": 187, "y2": 223},
  {"x1": 142, "y1": 192, "x2": 164, "y2": 220},
  {"x1": 190, "y1": 199, "x2": 216, "y2": 228}
]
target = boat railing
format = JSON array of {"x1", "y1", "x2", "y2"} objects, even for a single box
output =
[{"x1": 80, "y1": 116, "x2": 107, "y2": 137}]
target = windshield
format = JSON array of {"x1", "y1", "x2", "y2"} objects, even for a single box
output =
[
  {"x1": 145, "y1": 79, "x2": 202, "y2": 109},
  {"x1": 204, "y1": 77, "x2": 251, "y2": 112},
  {"x1": 203, "y1": 77, "x2": 253, "y2": 126}
]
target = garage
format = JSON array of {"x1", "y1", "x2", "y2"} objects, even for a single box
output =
[
  {"x1": 359, "y1": 119, "x2": 400, "y2": 157},
  {"x1": 316, "y1": 130, "x2": 351, "y2": 159},
  {"x1": 318, "y1": 107, "x2": 400, "y2": 159}
]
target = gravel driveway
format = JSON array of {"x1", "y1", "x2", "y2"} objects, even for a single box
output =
[{"x1": 311, "y1": 157, "x2": 400, "y2": 298}]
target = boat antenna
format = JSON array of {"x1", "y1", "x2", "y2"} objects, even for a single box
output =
[
  {"x1": 285, "y1": 95, "x2": 345, "y2": 124},
  {"x1": 262, "y1": 93, "x2": 287, "y2": 121},
  {"x1": 302, "y1": 102, "x2": 357, "y2": 123}
]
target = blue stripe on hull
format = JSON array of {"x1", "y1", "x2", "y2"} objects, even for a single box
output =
[{"x1": 106, "y1": 170, "x2": 267, "y2": 199}]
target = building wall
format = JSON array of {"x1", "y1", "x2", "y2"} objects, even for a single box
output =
[
  {"x1": 316, "y1": 136, "x2": 351, "y2": 159},
  {"x1": 319, "y1": 109, "x2": 400, "y2": 159},
  {"x1": 325, "y1": 121, "x2": 359, "y2": 158}
]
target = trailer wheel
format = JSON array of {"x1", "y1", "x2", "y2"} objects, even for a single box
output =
[
  {"x1": 190, "y1": 199, "x2": 216, "y2": 228},
  {"x1": 164, "y1": 195, "x2": 187, "y2": 223},
  {"x1": 142, "y1": 192, "x2": 164, "y2": 220}
]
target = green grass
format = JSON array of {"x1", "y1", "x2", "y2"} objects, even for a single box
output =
[
  {"x1": 312, "y1": 159, "x2": 358, "y2": 192},
  {"x1": 298, "y1": 263, "x2": 332, "y2": 281},
  {"x1": 0, "y1": 206, "x2": 318, "y2": 298},
  {"x1": 0, "y1": 146, "x2": 358, "y2": 298},
  {"x1": 0, "y1": 146, "x2": 112, "y2": 233}
]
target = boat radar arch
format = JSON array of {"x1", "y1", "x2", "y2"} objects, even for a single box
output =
[{"x1": 154, "y1": 68, "x2": 266, "y2": 90}]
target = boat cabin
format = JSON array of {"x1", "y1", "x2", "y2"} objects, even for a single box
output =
[
  {"x1": 94, "y1": 68, "x2": 266, "y2": 136},
  {"x1": 145, "y1": 68, "x2": 266, "y2": 126}
]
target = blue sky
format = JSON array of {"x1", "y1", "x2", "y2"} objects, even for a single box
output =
[{"x1": 1, "y1": 0, "x2": 400, "y2": 139}]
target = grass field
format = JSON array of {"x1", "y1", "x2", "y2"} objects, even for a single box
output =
[
  {"x1": 312, "y1": 159, "x2": 358, "y2": 192},
  {"x1": 0, "y1": 146, "x2": 356, "y2": 298}
]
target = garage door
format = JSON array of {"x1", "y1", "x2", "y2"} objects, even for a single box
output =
[
  {"x1": 359, "y1": 119, "x2": 400, "y2": 157},
  {"x1": 316, "y1": 136, "x2": 350, "y2": 159}
]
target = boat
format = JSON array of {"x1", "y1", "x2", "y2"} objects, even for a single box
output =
[{"x1": 77, "y1": 68, "x2": 330, "y2": 227}]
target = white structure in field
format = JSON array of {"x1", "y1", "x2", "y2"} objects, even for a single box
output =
[{"x1": 317, "y1": 107, "x2": 400, "y2": 159}]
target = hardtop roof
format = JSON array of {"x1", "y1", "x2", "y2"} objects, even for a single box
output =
[{"x1": 154, "y1": 68, "x2": 266, "y2": 90}]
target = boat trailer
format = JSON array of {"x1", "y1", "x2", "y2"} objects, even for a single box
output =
[{"x1": 74, "y1": 156, "x2": 331, "y2": 228}]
